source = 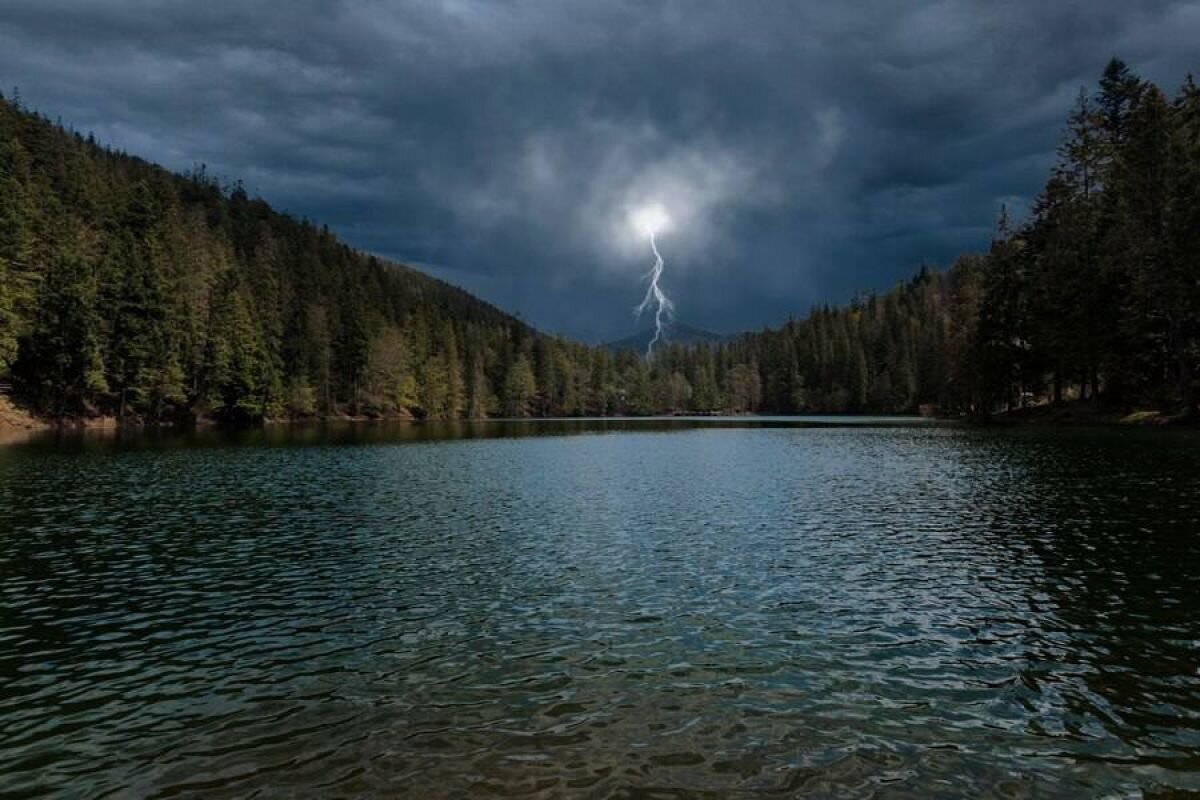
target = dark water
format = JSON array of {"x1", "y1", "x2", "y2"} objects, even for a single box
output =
[{"x1": 2, "y1": 418, "x2": 1199, "y2": 798}]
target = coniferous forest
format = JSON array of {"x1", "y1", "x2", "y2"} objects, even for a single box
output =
[{"x1": 1, "y1": 58, "x2": 1197, "y2": 424}]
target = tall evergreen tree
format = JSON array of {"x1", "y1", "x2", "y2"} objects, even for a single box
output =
[
  {"x1": 21, "y1": 249, "x2": 106, "y2": 415},
  {"x1": 503, "y1": 355, "x2": 537, "y2": 417},
  {"x1": 1166, "y1": 76, "x2": 1200, "y2": 414}
]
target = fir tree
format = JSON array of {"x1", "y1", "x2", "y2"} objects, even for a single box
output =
[{"x1": 503, "y1": 355, "x2": 537, "y2": 417}]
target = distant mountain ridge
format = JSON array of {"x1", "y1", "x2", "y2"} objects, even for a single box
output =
[{"x1": 604, "y1": 322, "x2": 733, "y2": 353}]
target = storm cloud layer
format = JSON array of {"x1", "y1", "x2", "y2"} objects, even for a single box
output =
[{"x1": 2, "y1": 1, "x2": 1198, "y2": 340}]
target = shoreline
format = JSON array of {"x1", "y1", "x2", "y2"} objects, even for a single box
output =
[
  {"x1": 1, "y1": 408, "x2": 1194, "y2": 443},
  {"x1": 979, "y1": 402, "x2": 1197, "y2": 428},
  {"x1": 3, "y1": 393, "x2": 1196, "y2": 443},
  {"x1": 0, "y1": 396, "x2": 49, "y2": 445}
]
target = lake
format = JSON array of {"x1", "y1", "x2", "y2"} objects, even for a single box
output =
[{"x1": 2, "y1": 418, "x2": 1198, "y2": 798}]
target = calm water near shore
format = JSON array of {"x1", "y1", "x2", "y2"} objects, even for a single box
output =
[{"x1": 2, "y1": 417, "x2": 1198, "y2": 797}]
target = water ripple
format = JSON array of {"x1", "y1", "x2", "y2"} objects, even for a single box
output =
[{"x1": 1, "y1": 421, "x2": 1199, "y2": 797}]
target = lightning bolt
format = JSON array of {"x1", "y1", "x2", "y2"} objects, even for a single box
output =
[{"x1": 634, "y1": 232, "x2": 674, "y2": 359}]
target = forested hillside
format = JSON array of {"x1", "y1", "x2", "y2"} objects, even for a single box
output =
[
  {"x1": 1, "y1": 58, "x2": 1197, "y2": 423},
  {"x1": 0, "y1": 92, "x2": 596, "y2": 421}
]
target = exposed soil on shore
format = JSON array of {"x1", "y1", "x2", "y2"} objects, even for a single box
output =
[
  {"x1": 0, "y1": 396, "x2": 46, "y2": 430},
  {"x1": 0, "y1": 396, "x2": 49, "y2": 444}
]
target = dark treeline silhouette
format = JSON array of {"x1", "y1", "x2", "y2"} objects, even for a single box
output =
[
  {"x1": 1, "y1": 58, "x2": 1197, "y2": 423},
  {"x1": 969, "y1": 59, "x2": 1200, "y2": 416}
]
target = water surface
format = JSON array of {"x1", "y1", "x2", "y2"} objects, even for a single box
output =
[{"x1": 2, "y1": 418, "x2": 1198, "y2": 797}]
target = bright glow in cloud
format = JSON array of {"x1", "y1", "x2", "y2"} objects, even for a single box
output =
[
  {"x1": 432, "y1": 120, "x2": 771, "y2": 279},
  {"x1": 630, "y1": 203, "x2": 671, "y2": 238}
]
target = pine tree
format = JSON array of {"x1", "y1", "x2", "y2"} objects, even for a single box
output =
[
  {"x1": 975, "y1": 209, "x2": 1030, "y2": 411},
  {"x1": 1167, "y1": 76, "x2": 1200, "y2": 414},
  {"x1": 442, "y1": 322, "x2": 465, "y2": 418},
  {"x1": 468, "y1": 353, "x2": 495, "y2": 418},
  {"x1": 335, "y1": 286, "x2": 371, "y2": 414},
  {"x1": 0, "y1": 137, "x2": 35, "y2": 369},
  {"x1": 503, "y1": 355, "x2": 536, "y2": 417},
  {"x1": 203, "y1": 274, "x2": 268, "y2": 421},
  {"x1": 1047, "y1": 89, "x2": 1105, "y2": 400},
  {"x1": 21, "y1": 249, "x2": 106, "y2": 415},
  {"x1": 1097, "y1": 58, "x2": 1143, "y2": 156},
  {"x1": 0, "y1": 255, "x2": 14, "y2": 372},
  {"x1": 1112, "y1": 85, "x2": 1172, "y2": 405}
]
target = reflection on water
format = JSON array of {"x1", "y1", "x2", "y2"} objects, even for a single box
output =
[
  {"x1": 8, "y1": 414, "x2": 942, "y2": 450},
  {"x1": 1, "y1": 419, "x2": 1198, "y2": 797}
]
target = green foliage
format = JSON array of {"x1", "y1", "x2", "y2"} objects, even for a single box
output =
[
  {"x1": 0, "y1": 253, "x2": 16, "y2": 372},
  {"x1": 2, "y1": 59, "x2": 1197, "y2": 422},
  {"x1": 0, "y1": 137, "x2": 34, "y2": 371},
  {"x1": 20, "y1": 249, "x2": 106, "y2": 414},
  {"x1": 202, "y1": 275, "x2": 270, "y2": 421},
  {"x1": 0, "y1": 96, "x2": 540, "y2": 422},
  {"x1": 503, "y1": 355, "x2": 537, "y2": 417},
  {"x1": 725, "y1": 363, "x2": 761, "y2": 412}
]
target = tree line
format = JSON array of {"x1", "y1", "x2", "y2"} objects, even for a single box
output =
[{"x1": 1, "y1": 59, "x2": 1197, "y2": 423}]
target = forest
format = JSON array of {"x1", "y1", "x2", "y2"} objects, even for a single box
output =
[{"x1": 0, "y1": 58, "x2": 1197, "y2": 423}]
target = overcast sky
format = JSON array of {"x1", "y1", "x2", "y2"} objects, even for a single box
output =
[{"x1": 2, "y1": 1, "x2": 1198, "y2": 341}]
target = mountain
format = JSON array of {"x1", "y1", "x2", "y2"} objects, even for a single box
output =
[
  {"x1": 0, "y1": 94, "x2": 550, "y2": 422},
  {"x1": 604, "y1": 321, "x2": 732, "y2": 353},
  {"x1": 1, "y1": 57, "x2": 1197, "y2": 424}
]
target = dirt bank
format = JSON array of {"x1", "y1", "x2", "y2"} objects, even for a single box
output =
[{"x1": 0, "y1": 396, "x2": 49, "y2": 444}]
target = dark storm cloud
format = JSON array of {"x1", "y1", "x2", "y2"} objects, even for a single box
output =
[{"x1": 2, "y1": 1, "x2": 1197, "y2": 340}]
